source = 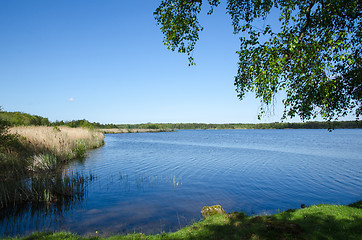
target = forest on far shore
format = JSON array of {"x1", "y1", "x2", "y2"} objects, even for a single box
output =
[{"x1": 0, "y1": 110, "x2": 361, "y2": 130}]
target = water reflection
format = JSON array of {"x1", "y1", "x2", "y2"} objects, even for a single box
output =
[
  {"x1": 128, "y1": 172, "x2": 182, "y2": 191},
  {"x1": 1, "y1": 201, "x2": 75, "y2": 235},
  {"x1": 0, "y1": 171, "x2": 93, "y2": 236},
  {"x1": 0, "y1": 170, "x2": 183, "y2": 237},
  {"x1": 65, "y1": 198, "x2": 196, "y2": 238}
]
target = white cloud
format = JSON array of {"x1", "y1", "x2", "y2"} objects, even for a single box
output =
[{"x1": 67, "y1": 97, "x2": 75, "y2": 102}]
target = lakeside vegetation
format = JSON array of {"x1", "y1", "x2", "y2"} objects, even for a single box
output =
[
  {"x1": 4, "y1": 201, "x2": 361, "y2": 240},
  {"x1": 1, "y1": 125, "x2": 104, "y2": 175},
  {"x1": 0, "y1": 114, "x2": 104, "y2": 209},
  {"x1": 9, "y1": 126, "x2": 104, "y2": 166}
]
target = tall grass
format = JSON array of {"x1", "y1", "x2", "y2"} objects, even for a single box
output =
[{"x1": 9, "y1": 126, "x2": 104, "y2": 166}]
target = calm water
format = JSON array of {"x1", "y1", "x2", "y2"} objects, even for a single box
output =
[{"x1": 1, "y1": 129, "x2": 362, "y2": 237}]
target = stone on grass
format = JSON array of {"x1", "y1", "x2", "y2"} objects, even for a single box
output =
[{"x1": 201, "y1": 205, "x2": 226, "y2": 219}]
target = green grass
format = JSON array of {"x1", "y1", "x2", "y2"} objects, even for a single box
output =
[{"x1": 4, "y1": 201, "x2": 361, "y2": 240}]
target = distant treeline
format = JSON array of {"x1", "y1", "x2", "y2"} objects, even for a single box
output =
[
  {"x1": 1, "y1": 110, "x2": 361, "y2": 130},
  {"x1": 0, "y1": 111, "x2": 117, "y2": 129},
  {"x1": 118, "y1": 121, "x2": 362, "y2": 130}
]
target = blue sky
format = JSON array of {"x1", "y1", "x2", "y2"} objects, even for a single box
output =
[{"x1": 0, "y1": 1, "x2": 354, "y2": 124}]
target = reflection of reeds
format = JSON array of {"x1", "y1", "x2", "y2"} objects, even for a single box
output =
[
  {"x1": 0, "y1": 173, "x2": 94, "y2": 236},
  {"x1": 0, "y1": 172, "x2": 93, "y2": 209}
]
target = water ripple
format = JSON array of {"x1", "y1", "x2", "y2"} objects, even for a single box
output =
[{"x1": 2, "y1": 129, "x2": 362, "y2": 237}]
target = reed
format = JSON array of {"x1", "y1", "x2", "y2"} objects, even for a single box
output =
[{"x1": 9, "y1": 126, "x2": 104, "y2": 170}]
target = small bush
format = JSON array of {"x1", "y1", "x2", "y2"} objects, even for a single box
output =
[
  {"x1": 53, "y1": 126, "x2": 61, "y2": 132},
  {"x1": 28, "y1": 153, "x2": 58, "y2": 172},
  {"x1": 74, "y1": 140, "x2": 87, "y2": 159}
]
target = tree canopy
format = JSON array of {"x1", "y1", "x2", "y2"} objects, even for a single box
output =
[{"x1": 154, "y1": 0, "x2": 362, "y2": 121}]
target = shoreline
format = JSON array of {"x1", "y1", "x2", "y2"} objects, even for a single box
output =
[{"x1": 98, "y1": 128, "x2": 173, "y2": 134}]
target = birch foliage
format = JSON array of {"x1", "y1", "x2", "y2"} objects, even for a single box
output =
[{"x1": 154, "y1": 0, "x2": 362, "y2": 121}]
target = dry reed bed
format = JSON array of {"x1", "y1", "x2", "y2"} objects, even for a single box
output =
[{"x1": 9, "y1": 126, "x2": 104, "y2": 164}]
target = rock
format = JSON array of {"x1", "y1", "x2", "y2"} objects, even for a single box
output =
[{"x1": 201, "y1": 205, "x2": 226, "y2": 219}]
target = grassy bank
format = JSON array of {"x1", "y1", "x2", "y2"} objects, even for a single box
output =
[
  {"x1": 0, "y1": 126, "x2": 104, "y2": 208},
  {"x1": 4, "y1": 201, "x2": 361, "y2": 240}
]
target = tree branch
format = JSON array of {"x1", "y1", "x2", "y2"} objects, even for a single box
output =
[{"x1": 298, "y1": 0, "x2": 316, "y2": 42}]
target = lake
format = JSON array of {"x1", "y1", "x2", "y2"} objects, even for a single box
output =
[{"x1": 1, "y1": 129, "x2": 362, "y2": 237}]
